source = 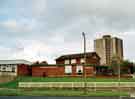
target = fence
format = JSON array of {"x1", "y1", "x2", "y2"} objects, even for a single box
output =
[{"x1": 18, "y1": 82, "x2": 135, "y2": 88}]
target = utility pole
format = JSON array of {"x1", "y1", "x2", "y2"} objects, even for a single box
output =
[
  {"x1": 118, "y1": 62, "x2": 121, "y2": 99},
  {"x1": 82, "y1": 32, "x2": 87, "y2": 94}
]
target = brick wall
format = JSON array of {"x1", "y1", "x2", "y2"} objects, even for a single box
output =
[
  {"x1": 56, "y1": 57, "x2": 100, "y2": 65},
  {"x1": 32, "y1": 65, "x2": 94, "y2": 77},
  {"x1": 32, "y1": 66, "x2": 65, "y2": 77},
  {"x1": 56, "y1": 60, "x2": 64, "y2": 64},
  {"x1": 86, "y1": 58, "x2": 100, "y2": 65},
  {"x1": 17, "y1": 64, "x2": 30, "y2": 76}
]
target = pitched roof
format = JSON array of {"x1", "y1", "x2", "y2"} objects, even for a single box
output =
[
  {"x1": 56, "y1": 52, "x2": 100, "y2": 60},
  {"x1": 0, "y1": 59, "x2": 32, "y2": 65}
]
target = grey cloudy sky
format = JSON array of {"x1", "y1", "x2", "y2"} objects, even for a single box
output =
[{"x1": 0, "y1": 0, "x2": 134, "y2": 63}]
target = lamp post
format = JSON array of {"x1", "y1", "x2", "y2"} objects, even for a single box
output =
[
  {"x1": 118, "y1": 62, "x2": 121, "y2": 99},
  {"x1": 82, "y1": 32, "x2": 87, "y2": 94}
]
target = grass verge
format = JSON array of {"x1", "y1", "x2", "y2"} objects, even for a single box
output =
[
  {"x1": 16, "y1": 76, "x2": 135, "y2": 82},
  {"x1": 0, "y1": 76, "x2": 135, "y2": 88},
  {"x1": 0, "y1": 88, "x2": 129, "y2": 96}
]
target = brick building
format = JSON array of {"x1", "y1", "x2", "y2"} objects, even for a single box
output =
[
  {"x1": 0, "y1": 60, "x2": 32, "y2": 76},
  {"x1": 31, "y1": 52, "x2": 100, "y2": 77},
  {"x1": 32, "y1": 64, "x2": 94, "y2": 77}
]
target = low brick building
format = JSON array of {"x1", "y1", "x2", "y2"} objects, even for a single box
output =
[
  {"x1": 32, "y1": 64, "x2": 94, "y2": 77},
  {"x1": 0, "y1": 60, "x2": 32, "y2": 76},
  {"x1": 31, "y1": 52, "x2": 100, "y2": 77}
]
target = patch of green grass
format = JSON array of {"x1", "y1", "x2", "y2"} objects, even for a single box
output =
[
  {"x1": 0, "y1": 79, "x2": 18, "y2": 88},
  {"x1": 17, "y1": 76, "x2": 135, "y2": 82},
  {"x1": 0, "y1": 76, "x2": 135, "y2": 88},
  {"x1": 0, "y1": 88, "x2": 129, "y2": 96},
  {"x1": 0, "y1": 88, "x2": 21, "y2": 96}
]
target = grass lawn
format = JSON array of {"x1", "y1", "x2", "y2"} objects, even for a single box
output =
[
  {"x1": 0, "y1": 79, "x2": 18, "y2": 88},
  {"x1": 0, "y1": 76, "x2": 133, "y2": 96},
  {"x1": 0, "y1": 76, "x2": 135, "y2": 88},
  {"x1": 0, "y1": 88, "x2": 129, "y2": 96},
  {"x1": 17, "y1": 76, "x2": 135, "y2": 82}
]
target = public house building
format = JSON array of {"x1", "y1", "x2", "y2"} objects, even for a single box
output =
[
  {"x1": 56, "y1": 52, "x2": 100, "y2": 76},
  {"x1": 32, "y1": 52, "x2": 100, "y2": 77}
]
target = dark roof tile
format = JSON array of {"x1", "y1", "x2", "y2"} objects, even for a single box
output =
[{"x1": 56, "y1": 52, "x2": 100, "y2": 60}]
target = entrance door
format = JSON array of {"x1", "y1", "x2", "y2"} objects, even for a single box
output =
[{"x1": 43, "y1": 72, "x2": 46, "y2": 77}]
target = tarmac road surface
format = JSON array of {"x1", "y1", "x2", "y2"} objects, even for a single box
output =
[{"x1": 0, "y1": 96, "x2": 134, "y2": 99}]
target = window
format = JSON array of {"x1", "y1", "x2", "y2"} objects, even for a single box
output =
[
  {"x1": 65, "y1": 65, "x2": 72, "y2": 74},
  {"x1": 12, "y1": 66, "x2": 15, "y2": 72},
  {"x1": 65, "y1": 60, "x2": 70, "y2": 64},
  {"x1": 2, "y1": 66, "x2": 6, "y2": 72},
  {"x1": 76, "y1": 65, "x2": 83, "y2": 75},
  {"x1": 5, "y1": 64, "x2": 11, "y2": 72},
  {"x1": 0, "y1": 64, "x2": 16, "y2": 72},
  {"x1": 71, "y1": 59, "x2": 76, "y2": 64},
  {"x1": 80, "y1": 58, "x2": 85, "y2": 63}
]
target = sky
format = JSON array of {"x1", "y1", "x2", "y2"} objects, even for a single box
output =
[{"x1": 0, "y1": 0, "x2": 135, "y2": 63}]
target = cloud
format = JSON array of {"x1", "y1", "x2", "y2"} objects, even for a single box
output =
[
  {"x1": 0, "y1": 46, "x2": 14, "y2": 59},
  {"x1": 61, "y1": 0, "x2": 135, "y2": 32},
  {"x1": 2, "y1": 20, "x2": 17, "y2": 30},
  {"x1": 0, "y1": 0, "x2": 134, "y2": 63},
  {"x1": 0, "y1": 40, "x2": 53, "y2": 63},
  {"x1": 15, "y1": 0, "x2": 47, "y2": 18},
  {"x1": 63, "y1": 0, "x2": 135, "y2": 16},
  {"x1": 0, "y1": 19, "x2": 37, "y2": 33}
]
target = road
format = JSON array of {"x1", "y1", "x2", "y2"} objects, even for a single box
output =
[{"x1": 0, "y1": 96, "x2": 134, "y2": 99}]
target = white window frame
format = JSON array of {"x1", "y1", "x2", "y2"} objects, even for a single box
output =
[
  {"x1": 12, "y1": 66, "x2": 16, "y2": 72},
  {"x1": 6, "y1": 65, "x2": 11, "y2": 72},
  {"x1": 71, "y1": 59, "x2": 76, "y2": 64},
  {"x1": 1, "y1": 65, "x2": 6, "y2": 72},
  {"x1": 0, "y1": 64, "x2": 17, "y2": 72},
  {"x1": 76, "y1": 65, "x2": 83, "y2": 73},
  {"x1": 80, "y1": 58, "x2": 85, "y2": 63},
  {"x1": 65, "y1": 65, "x2": 72, "y2": 74},
  {"x1": 65, "y1": 60, "x2": 70, "y2": 64}
]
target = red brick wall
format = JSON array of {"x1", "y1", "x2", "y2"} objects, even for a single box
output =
[
  {"x1": 76, "y1": 58, "x2": 80, "y2": 64},
  {"x1": 32, "y1": 65, "x2": 94, "y2": 77},
  {"x1": 32, "y1": 66, "x2": 65, "y2": 77},
  {"x1": 56, "y1": 57, "x2": 100, "y2": 65},
  {"x1": 72, "y1": 65, "x2": 76, "y2": 76},
  {"x1": 17, "y1": 64, "x2": 30, "y2": 76},
  {"x1": 56, "y1": 60, "x2": 64, "y2": 64},
  {"x1": 86, "y1": 58, "x2": 100, "y2": 65},
  {"x1": 85, "y1": 66, "x2": 94, "y2": 77},
  {"x1": 71, "y1": 66, "x2": 94, "y2": 77}
]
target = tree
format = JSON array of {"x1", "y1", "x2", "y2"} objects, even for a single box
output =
[
  {"x1": 110, "y1": 55, "x2": 121, "y2": 75},
  {"x1": 120, "y1": 60, "x2": 134, "y2": 74},
  {"x1": 120, "y1": 60, "x2": 133, "y2": 67},
  {"x1": 32, "y1": 61, "x2": 48, "y2": 65},
  {"x1": 40, "y1": 61, "x2": 48, "y2": 64},
  {"x1": 33, "y1": 61, "x2": 40, "y2": 64}
]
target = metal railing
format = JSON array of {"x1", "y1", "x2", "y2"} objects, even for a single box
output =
[{"x1": 18, "y1": 82, "x2": 135, "y2": 88}]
